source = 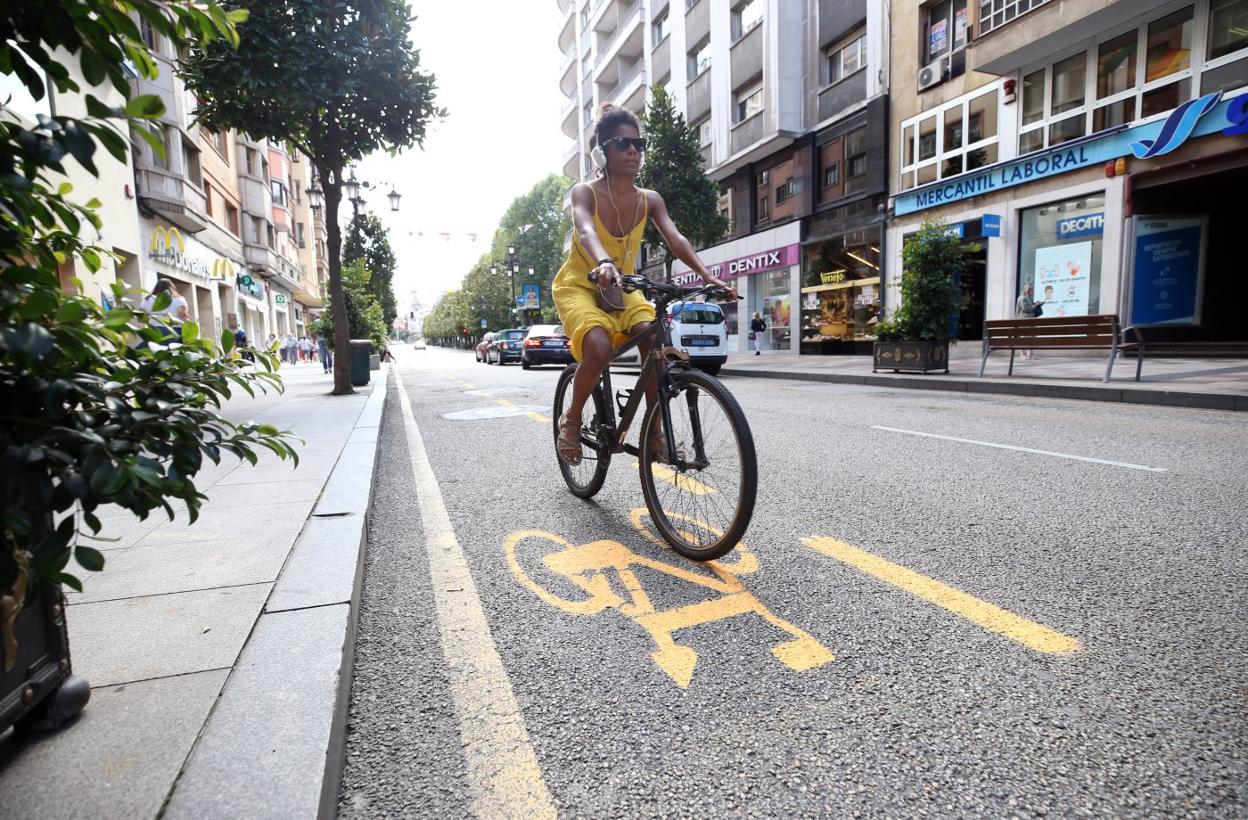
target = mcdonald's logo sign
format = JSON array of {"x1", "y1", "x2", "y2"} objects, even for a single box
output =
[
  {"x1": 210, "y1": 258, "x2": 235, "y2": 281},
  {"x1": 149, "y1": 225, "x2": 185, "y2": 259}
]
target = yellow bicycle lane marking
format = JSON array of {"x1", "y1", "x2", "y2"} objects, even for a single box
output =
[
  {"x1": 505, "y1": 509, "x2": 834, "y2": 688},
  {"x1": 804, "y1": 536, "x2": 1081, "y2": 655}
]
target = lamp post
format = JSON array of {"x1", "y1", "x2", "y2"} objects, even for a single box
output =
[
  {"x1": 490, "y1": 241, "x2": 522, "y2": 328},
  {"x1": 342, "y1": 167, "x2": 401, "y2": 247}
]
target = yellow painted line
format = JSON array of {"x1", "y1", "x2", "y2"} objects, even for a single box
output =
[
  {"x1": 803, "y1": 536, "x2": 1081, "y2": 655},
  {"x1": 394, "y1": 370, "x2": 556, "y2": 817},
  {"x1": 629, "y1": 459, "x2": 717, "y2": 495},
  {"x1": 495, "y1": 397, "x2": 548, "y2": 423}
]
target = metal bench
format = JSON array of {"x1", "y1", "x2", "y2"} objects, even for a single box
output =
[{"x1": 980, "y1": 314, "x2": 1143, "y2": 383}]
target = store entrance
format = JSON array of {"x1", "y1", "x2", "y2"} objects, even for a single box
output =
[
  {"x1": 1131, "y1": 158, "x2": 1248, "y2": 345},
  {"x1": 957, "y1": 250, "x2": 987, "y2": 342}
]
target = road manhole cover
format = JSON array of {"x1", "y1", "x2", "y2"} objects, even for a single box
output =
[{"x1": 442, "y1": 405, "x2": 548, "y2": 421}]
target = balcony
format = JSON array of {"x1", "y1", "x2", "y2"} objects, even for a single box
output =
[
  {"x1": 563, "y1": 141, "x2": 581, "y2": 179},
  {"x1": 730, "y1": 109, "x2": 769, "y2": 156},
  {"x1": 558, "y1": 4, "x2": 576, "y2": 53},
  {"x1": 971, "y1": 0, "x2": 1153, "y2": 75},
  {"x1": 730, "y1": 20, "x2": 763, "y2": 90},
  {"x1": 562, "y1": 95, "x2": 580, "y2": 138},
  {"x1": 610, "y1": 59, "x2": 646, "y2": 107},
  {"x1": 594, "y1": 2, "x2": 643, "y2": 74},
  {"x1": 135, "y1": 167, "x2": 209, "y2": 233},
  {"x1": 817, "y1": 70, "x2": 867, "y2": 123},
  {"x1": 687, "y1": 67, "x2": 712, "y2": 123},
  {"x1": 560, "y1": 49, "x2": 577, "y2": 96},
  {"x1": 685, "y1": 0, "x2": 710, "y2": 48},
  {"x1": 652, "y1": 36, "x2": 671, "y2": 84},
  {"x1": 818, "y1": 0, "x2": 866, "y2": 50}
]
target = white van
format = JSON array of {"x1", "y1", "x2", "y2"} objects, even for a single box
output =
[{"x1": 668, "y1": 301, "x2": 728, "y2": 375}]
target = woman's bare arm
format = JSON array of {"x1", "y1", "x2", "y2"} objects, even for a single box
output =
[
  {"x1": 645, "y1": 190, "x2": 736, "y2": 296},
  {"x1": 570, "y1": 183, "x2": 619, "y2": 285}
]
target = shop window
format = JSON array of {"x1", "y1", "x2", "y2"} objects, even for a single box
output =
[
  {"x1": 1051, "y1": 53, "x2": 1086, "y2": 115},
  {"x1": 735, "y1": 82, "x2": 763, "y2": 122},
  {"x1": 688, "y1": 39, "x2": 711, "y2": 78},
  {"x1": 1017, "y1": 195, "x2": 1106, "y2": 317},
  {"x1": 731, "y1": 0, "x2": 763, "y2": 42},
  {"x1": 801, "y1": 231, "x2": 882, "y2": 345},
  {"x1": 924, "y1": 0, "x2": 968, "y2": 64},
  {"x1": 1208, "y1": 0, "x2": 1248, "y2": 60},
  {"x1": 824, "y1": 31, "x2": 865, "y2": 86},
  {"x1": 1097, "y1": 31, "x2": 1138, "y2": 99},
  {"x1": 899, "y1": 85, "x2": 999, "y2": 190},
  {"x1": 843, "y1": 127, "x2": 868, "y2": 194},
  {"x1": 1146, "y1": 8, "x2": 1193, "y2": 83}
]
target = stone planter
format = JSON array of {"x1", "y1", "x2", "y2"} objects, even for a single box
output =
[
  {"x1": 1, "y1": 581, "x2": 90, "y2": 734},
  {"x1": 872, "y1": 340, "x2": 949, "y2": 374}
]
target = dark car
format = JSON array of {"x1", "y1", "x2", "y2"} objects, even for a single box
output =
[
  {"x1": 475, "y1": 332, "x2": 495, "y2": 363},
  {"x1": 521, "y1": 324, "x2": 573, "y2": 369},
  {"x1": 487, "y1": 328, "x2": 527, "y2": 365}
]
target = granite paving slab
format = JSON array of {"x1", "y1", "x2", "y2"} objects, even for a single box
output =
[{"x1": 266, "y1": 514, "x2": 365, "y2": 613}]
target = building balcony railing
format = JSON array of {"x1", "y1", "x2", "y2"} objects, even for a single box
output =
[
  {"x1": 596, "y1": 2, "x2": 642, "y2": 66},
  {"x1": 609, "y1": 59, "x2": 645, "y2": 104},
  {"x1": 135, "y1": 167, "x2": 209, "y2": 233}
]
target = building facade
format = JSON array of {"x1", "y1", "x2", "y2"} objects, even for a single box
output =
[
  {"x1": 557, "y1": 0, "x2": 892, "y2": 355},
  {"x1": 887, "y1": 0, "x2": 1248, "y2": 346}
]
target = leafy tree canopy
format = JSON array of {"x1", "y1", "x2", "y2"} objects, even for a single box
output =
[
  {"x1": 344, "y1": 211, "x2": 398, "y2": 329},
  {"x1": 309, "y1": 259, "x2": 387, "y2": 350}
]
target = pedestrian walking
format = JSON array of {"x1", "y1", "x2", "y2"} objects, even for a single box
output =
[
  {"x1": 749, "y1": 311, "x2": 767, "y2": 355},
  {"x1": 139, "y1": 278, "x2": 190, "y2": 336},
  {"x1": 233, "y1": 326, "x2": 254, "y2": 362},
  {"x1": 283, "y1": 333, "x2": 297, "y2": 364},
  {"x1": 1015, "y1": 284, "x2": 1045, "y2": 360},
  {"x1": 317, "y1": 335, "x2": 333, "y2": 374},
  {"x1": 299, "y1": 335, "x2": 312, "y2": 363}
]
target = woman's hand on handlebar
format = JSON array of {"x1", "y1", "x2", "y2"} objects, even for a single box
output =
[
  {"x1": 704, "y1": 276, "x2": 738, "y2": 301},
  {"x1": 589, "y1": 261, "x2": 621, "y2": 288}
]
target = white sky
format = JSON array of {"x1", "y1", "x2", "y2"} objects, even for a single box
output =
[{"x1": 354, "y1": 1, "x2": 568, "y2": 315}]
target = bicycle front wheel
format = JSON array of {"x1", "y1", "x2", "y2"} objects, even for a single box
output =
[
  {"x1": 553, "y1": 363, "x2": 612, "y2": 498},
  {"x1": 639, "y1": 368, "x2": 757, "y2": 560}
]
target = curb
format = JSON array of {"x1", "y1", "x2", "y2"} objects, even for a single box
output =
[
  {"x1": 162, "y1": 369, "x2": 389, "y2": 820},
  {"x1": 718, "y1": 366, "x2": 1247, "y2": 412}
]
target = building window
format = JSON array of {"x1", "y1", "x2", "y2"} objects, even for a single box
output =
[
  {"x1": 147, "y1": 124, "x2": 170, "y2": 170},
  {"x1": 653, "y1": 12, "x2": 669, "y2": 43},
  {"x1": 696, "y1": 118, "x2": 712, "y2": 146},
  {"x1": 226, "y1": 203, "x2": 240, "y2": 236},
  {"x1": 1146, "y1": 7, "x2": 1193, "y2": 83},
  {"x1": 686, "y1": 0, "x2": 700, "y2": 9},
  {"x1": 978, "y1": 0, "x2": 1054, "y2": 36},
  {"x1": 245, "y1": 148, "x2": 257, "y2": 176},
  {"x1": 824, "y1": 163, "x2": 839, "y2": 188},
  {"x1": 140, "y1": 18, "x2": 161, "y2": 53},
  {"x1": 1209, "y1": 0, "x2": 1248, "y2": 60},
  {"x1": 731, "y1": 0, "x2": 764, "y2": 42},
  {"x1": 924, "y1": 0, "x2": 968, "y2": 64},
  {"x1": 898, "y1": 84, "x2": 1000, "y2": 191},
  {"x1": 758, "y1": 195, "x2": 770, "y2": 221},
  {"x1": 825, "y1": 31, "x2": 866, "y2": 85},
  {"x1": 261, "y1": 159, "x2": 270, "y2": 184},
  {"x1": 688, "y1": 39, "x2": 711, "y2": 78},
  {"x1": 296, "y1": 222, "x2": 307, "y2": 248},
  {"x1": 249, "y1": 215, "x2": 263, "y2": 245},
  {"x1": 266, "y1": 224, "x2": 275, "y2": 250},
  {"x1": 271, "y1": 180, "x2": 287, "y2": 206},
  {"x1": 735, "y1": 81, "x2": 763, "y2": 122},
  {"x1": 204, "y1": 183, "x2": 214, "y2": 218},
  {"x1": 843, "y1": 127, "x2": 868, "y2": 194},
  {"x1": 202, "y1": 127, "x2": 228, "y2": 159},
  {"x1": 181, "y1": 140, "x2": 203, "y2": 187},
  {"x1": 775, "y1": 177, "x2": 795, "y2": 204},
  {"x1": 1017, "y1": 194, "x2": 1107, "y2": 316}
]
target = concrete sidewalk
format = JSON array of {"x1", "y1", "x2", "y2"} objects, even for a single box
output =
[
  {"x1": 0, "y1": 362, "x2": 388, "y2": 819},
  {"x1": 723, "y1": 344, "x2": 1248, "y2": 411}
]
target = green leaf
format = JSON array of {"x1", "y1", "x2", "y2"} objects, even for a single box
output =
[
  {"x1": 182, "y1": 321, "x2": 200, "y2": 342},
  {"x1": 125, "y1": 94, "x2": 166, "y2": 119},
  {"x1": 75, "y1": 546, "x2": 105, "y2": 572},
  {"x1": 221, "y1": 328, "x2": 235, "y2": 352}
]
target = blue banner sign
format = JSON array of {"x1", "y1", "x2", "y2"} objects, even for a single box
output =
[
  {"x1": 520, "y1": 283, "x2": 541, "y2": 310},
  {"x1": 895, "y1": 93, "x2": 1248, "y2": 216},
  {"x1": 981, "y1": 213, "x2": 1001, "y2": 237},
  {"x1": 1057, "y1": 212, "x2": 1104, "y2": 240},
  {"x1": 1129, "y1": 217, "x2": 1204, "y2": 327}
]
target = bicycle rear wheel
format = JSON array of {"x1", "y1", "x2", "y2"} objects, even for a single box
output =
[
  {"x1": 553, "y1": 364, "x2": 612, "y2": 498},
  {"x1": 639, "y1": 368, "x2": 757, "y2": 560}
]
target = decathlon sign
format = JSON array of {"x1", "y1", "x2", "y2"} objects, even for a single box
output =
[
  {"x1": 895, "y1": 92, "x2": 1248, "y2": 216},
  {"x1": 1057, "y1": 212, "x2": 1104, "y2": 240}
]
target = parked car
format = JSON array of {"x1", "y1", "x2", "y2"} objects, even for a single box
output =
[
  {"x1": 475, "y1": 332, "x2": 495, "y2": 362},
  {"x1": 668, "y1": 301, "x2": 728, "y2": 375},
  {"x1": 520, "y1": 324, "x2": 573, "y2": 369},
  {"x1": 487, "y1": 328, "x2": 528, "y2": 365},
  {"x1": 412, "y1": 339, "x2": 426, "y2": 350}
]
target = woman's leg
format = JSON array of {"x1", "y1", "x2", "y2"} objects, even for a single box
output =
[{"x1": 566, "y1": 326, "x2": 613, "y2": 420}]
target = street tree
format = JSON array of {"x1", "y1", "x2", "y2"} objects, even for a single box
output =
[
  {"x1": 493, "y1": 174, "x2": 571, "y2": 325},
  {"x1": 309, "y1": 259, "x2": 387, "y2": 350},
  {"x1": 637, "y1": 84, "x2": 728, "y2": 281},
  {"x1": 344, "y1": 211, "x2": 399, "y2": 329},
  {"x1": 183, "y1": 0, "x2": 443, "y2": 394}
]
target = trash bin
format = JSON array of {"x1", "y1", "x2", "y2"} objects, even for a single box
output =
[{"x1": 348, "y1": 339, "x2": 373, "y2": 386}]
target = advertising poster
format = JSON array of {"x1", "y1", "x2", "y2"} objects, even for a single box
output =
[
  {"x1": 929, "y1": 19, "x2": 948, "y2": 57},
  {"x1": 1130, "y1": 217, "x2": 1204, "y2": 326},
  {"x1": 520, "y1": 284, "x2": 540, "y2": 310},
  {"x1": 1033, "y1": 240, "x2": 1092, "y2": 317}
]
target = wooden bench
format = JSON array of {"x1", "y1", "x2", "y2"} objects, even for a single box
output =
[{"x1": 980, "y1": 314, "x2": 1143, "y2": 383}]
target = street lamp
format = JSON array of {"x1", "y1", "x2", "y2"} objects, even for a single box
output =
[
  {"x1": 343, "y1": 171, "x2": 361, "y2": 203},
  {"x1": 305, "y1": 177, "x2": 324, "y2": 211},
  {"x1": 387, "y1": 187, "x2": 401, "y2": 212}
]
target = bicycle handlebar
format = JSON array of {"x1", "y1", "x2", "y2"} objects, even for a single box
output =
[{"x1": 616, "y1": 273, "x2": 736, "y2": 304}]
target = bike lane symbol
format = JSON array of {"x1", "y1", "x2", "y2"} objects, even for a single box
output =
[{"x1": 504, "y1": 508, "x2": 834, "y2": 688}]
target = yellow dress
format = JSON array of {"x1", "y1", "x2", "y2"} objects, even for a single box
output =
[{"x1": 553, "y1": 186, "x2": 656, "y2": 362}]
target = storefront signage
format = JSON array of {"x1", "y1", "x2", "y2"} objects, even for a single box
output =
[
  {"x1": 895, "y1": 93, "x2": 1248, "y2": 216},
  {"x1": 1033, "y1": 240, "x2": 1092, "y2": 317},
  {"x1": 671, "y1": 243, "x2": 801, "y2": 287},
  {"x1": 981, "y1": 214, "x2": 1001, "y2": 237},
  {"x1": 274, "y1": 293, "x2": 287, "y2": 306},
  {"x1": 1127, "y1": 216, "x2": 1206, "y2": 327},
  {"x1": 1056, "y1": 212, "x2": 1104, "y2": 239},
  {"x1": 819, "y1": 270, "x2": 847, "y2": 285},
  {"x1": 148, "y1": 224, "x2": 243, "y2": 286}
]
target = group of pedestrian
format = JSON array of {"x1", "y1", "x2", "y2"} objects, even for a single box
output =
[{"x1": 266, "y1": 333, "x2": 322, "y2": 366}]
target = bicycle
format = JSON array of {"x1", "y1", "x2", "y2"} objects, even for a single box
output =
[{"x1": 552, "y1": 273, "x2": 758, "y2": 561}]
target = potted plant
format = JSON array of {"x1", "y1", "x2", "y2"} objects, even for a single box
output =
[
  {"x1": 873, "y1": 219, "x2": 977, "y2": 374},
  {"x1": 1, "y1": 1, "x2": 295, "y2": 734}
]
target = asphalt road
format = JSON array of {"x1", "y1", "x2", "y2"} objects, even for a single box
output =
[{"x1": 338, "y1": 345, "x2": 1247, "y2": 818}]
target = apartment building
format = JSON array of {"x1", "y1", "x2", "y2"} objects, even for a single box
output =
[
  {"x1": 289, "y1": 151, "x2": 327, "y2": 333},
  {"x1": 558, "y1": 0, "x2": 891, "y2": 355},
  {"x1": 887, "y1": 0, "x2": 1248, "y2": 346}
]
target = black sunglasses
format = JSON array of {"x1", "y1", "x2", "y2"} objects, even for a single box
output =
[{"x1": 604, "y1": 136, "x2": 647, "y2": 152}]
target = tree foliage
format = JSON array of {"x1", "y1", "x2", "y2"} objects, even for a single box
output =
[
  {"x1": 343, "y1": 211, "x2": 398, "y2": 329},
  {"x1": 182, "y1": 0, "x2": 443, "y2": 394},
  {"x1": 637, "y1": 84, "x2": 727, "y2": 279},
  {"x1": 309, "y1": 259, "x2": 387, "y2": 350},
  {"x1": 1, "y1": 1, "x2": 297, "y2": 600},
  {"x1": 876, "y1": 219, "x2": 976, "y2": 345}
]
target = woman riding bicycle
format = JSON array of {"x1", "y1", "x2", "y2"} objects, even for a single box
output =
[{"x1": 553, "y1": 102, "x2": 735, "y2": 466}]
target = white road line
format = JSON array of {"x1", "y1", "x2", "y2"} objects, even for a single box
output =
[
  {"x1": 393, "y1": 369, "x2": 556, "y2": 818},
  {"x1": 870, "y1": 425, "x2": 1168, "y2": 473}
]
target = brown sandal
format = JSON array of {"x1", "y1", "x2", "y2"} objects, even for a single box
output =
[
  {"x1": 557, "y1": 413, "x2": 583, "y2": 466},
  {"x1": 647, "y1": 426, "x2": 685, "y2": 465}
]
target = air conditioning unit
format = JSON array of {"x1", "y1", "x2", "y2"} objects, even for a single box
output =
[{"x1": 917, "y1": 58, "x2": 947, "y2": 91}]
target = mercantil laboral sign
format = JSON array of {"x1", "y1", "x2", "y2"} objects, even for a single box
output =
[{"x1": 895, "y1": 92, "x2": 1248, "y2": 216}]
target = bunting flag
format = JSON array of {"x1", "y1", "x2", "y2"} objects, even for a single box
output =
[{"x1": 405, "y1": 230, "x2": 485, "y2": 243}]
